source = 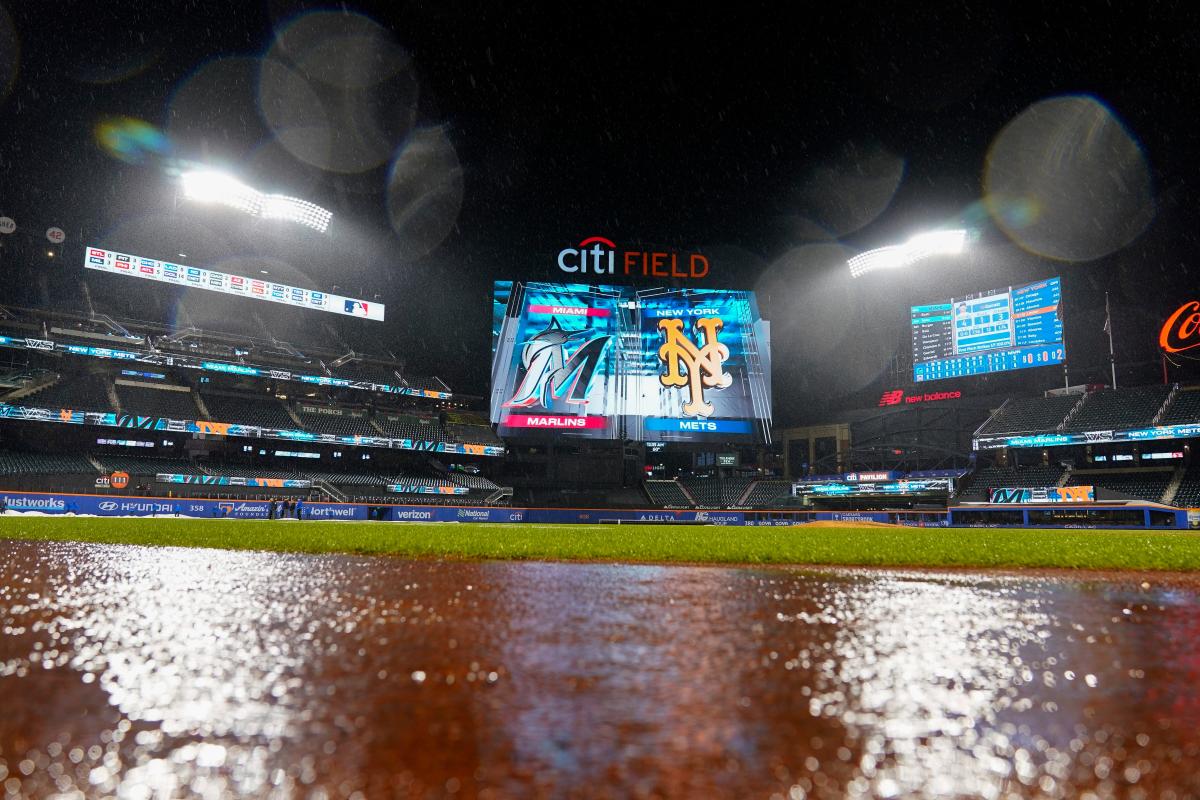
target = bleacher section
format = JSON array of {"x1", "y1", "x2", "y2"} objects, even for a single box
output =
[
  {"x1": 201, "y1": 394, "x2": 297, "y2": 430},
  {"x1": 1063, "y1": 386, "x2": 1172, "y2": 433},
  {"x1": 303, "y1": 470, "x2": 388, "y2": 487},
  {"x1": 114, "y1": 383, "x2": 200, "y2": 420},
  {"x1": 293, "y1": 406, "x2": 378, "y2": 437},
  {"x1": 1159, "y1": 388, "x2": 1200, "y2": 425},
  {"x1": 447, "y1": 473, "x2": 500, "y2": 491},
  {"x1": 742, "y1": 480, "x2": 794, "y2": 507},
  {"x1": 0, "y1": 451, "x2": 99, "y2": 475},
  {"x1": 955, "y1": 464, "x2": 1065, "y2": 502},
  {"x1": 680, "y1": 477, "x2": 754, "y2": 508},
  {"x1": 975, "y1": 395, "x2": 1079, "y2": 435},
  {"x1": 644, "y1": 480, "x2": 692, "y2": 507},
  {"x1": 1066, "y1": 469, "x2": 1173, "y2": 503},
  {"x1": 93, "y1": 454, "x2": 202, "y2": 476},
  {"x1": 374, "y1": 412, "x2": 447, "y2": 440},
  {"x1": 1172, "y1": 465, "x2": 1200, "y2": 508},
  {"x1": 25, "y1": 374, "x2": 114, "y2": 411}
]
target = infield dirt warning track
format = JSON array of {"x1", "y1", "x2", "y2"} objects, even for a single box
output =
[{"x1": 2, "y1": 539, "x2": 1200, "y2": 798}]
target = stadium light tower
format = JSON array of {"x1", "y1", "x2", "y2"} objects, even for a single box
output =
[
  {"x1": 847, "y1": 229, "x2": 968, "y2": 278},
  {"x1": 179, "y1": 169, "x2": 333, "y2": 234}
]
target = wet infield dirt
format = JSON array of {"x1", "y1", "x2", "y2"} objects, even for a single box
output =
[{"x1": 2, "y1": 538, "x2": 1200, "y2": 798}]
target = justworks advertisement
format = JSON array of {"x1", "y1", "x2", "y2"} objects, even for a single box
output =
[{"x1": 490, "y1": 281, "x2": 772, "y2": 443}]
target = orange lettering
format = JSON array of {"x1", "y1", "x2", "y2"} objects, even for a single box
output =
[{"x1": 1160, "y1": 301, "x2": 1200, "y2": 353}]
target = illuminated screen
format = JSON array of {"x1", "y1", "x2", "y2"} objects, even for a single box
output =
[
  {"x1": 911, "y1": 277, "x2": 1064, "y2": 382},
  {"x1": 84, "y1": 246, "x2": 385, "y2": 322},
  {"x1": 490, "y1": 282, "x2": 772, "y2": 442}
]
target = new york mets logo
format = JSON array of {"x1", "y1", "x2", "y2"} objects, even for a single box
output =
[
  {"x1": 504, "y1": 319, "x2": 611, "y2": 409},
  {"x1": 657, "y1": 317, "x2": 731, "y2": 418}
]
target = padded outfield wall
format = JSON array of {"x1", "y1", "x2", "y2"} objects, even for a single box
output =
[{"x1": 1, "y1": 490, "x2": 1193, "y2": 528}]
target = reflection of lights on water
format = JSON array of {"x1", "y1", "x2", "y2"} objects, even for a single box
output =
[{"x1": 4, "y1": 545, "x2": 1197, "y2": 797}]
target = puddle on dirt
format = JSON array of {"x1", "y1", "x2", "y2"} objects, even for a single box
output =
[{"x1": 2, "y1": 539, "x2": 1198, "y2": 798}]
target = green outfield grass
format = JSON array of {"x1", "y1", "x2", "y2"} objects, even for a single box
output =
[{"x1": 3, "y1": 515, "x2": 1200, "y2": 570}]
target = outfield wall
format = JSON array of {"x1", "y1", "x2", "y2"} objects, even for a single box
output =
[
  {"x1": 0, "y1": 491, "x2": 949, "y2": 526},
  {"x1": 1, "y1": 491, "x2": 1191, "y2": 528}
]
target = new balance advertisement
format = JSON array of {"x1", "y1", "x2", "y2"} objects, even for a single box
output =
[{"x1": 490, "y1": 282, "x2": 772, "y2": 442}]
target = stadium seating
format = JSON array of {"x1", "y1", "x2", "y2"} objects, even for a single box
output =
[
  {"x1": 446, "y1": 473, "x2": 500, "y2": 491},
  {"x1": 0, "y1": 451, "x2": 99, "y2": 475},
  {"x1": 293, "y1": 406, "x2": 379, "y2": 437},
  {"x1": 446, "y1": 422, "x2": 503, "y2": 445},
  {"x1": 329, "y1": 362, "x2": 399, "y2": 384},
  {"x1": 302, "y1": 470, "x2": 388, "y2": 487},
  {"x1": 201, "y1": 394, "x2": 298, "y2": 430},
  {"x1": 23, "y1": 373, "x2": 114, "y2": 411},
  {"x1": 1066, "y1": 470, "x2": 1172, "y2": 503},
  {"x1": 93, "y1": 454, "x2": 203, "y2": 476},
  {"x1": 955, "y1": 464, "x2": 1066, "y2": 501},
  {"x1": 1062, "y1": 385, "x2": 1172, "y2": 433},
  {"x1": 679, "y1": 477, "x2": 755, "y2": 508},
  {"x1": 1158, "y1": 388, "x2": 1200, "y2": 425},
  {"x1": 975, "y1": 395, "x2": 1080, "y2": 435},
  {"x1": 115, "y1": 384, "x2": 201, "y2": 420},
  {"x1": 1171, "y1": 465, "x2": 1200, "y2": 508},
  {"x1": 742, "y1": 480, "x2": 794, "y2": 507},
  {"x1": 643, "y1": 479, "x2": 692, "y2": 507},
  {"x1": 374, "y1": 412, "x2": 448, "y2": 441},
  {"x1": 400, "y1": 375, "x2": 447, "y2": 393}
]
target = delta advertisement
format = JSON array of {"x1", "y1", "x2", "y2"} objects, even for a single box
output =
[{"x1": 490, "y1": 281, "x2": 772, "y2": 442}]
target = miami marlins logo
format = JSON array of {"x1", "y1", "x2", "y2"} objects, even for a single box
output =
[
  {"x1": 504, "y1": 319, "x2": 611, "y2": 409},
  {"x1": 657, "y1": 317, "x2": 731, "y2": 418}
]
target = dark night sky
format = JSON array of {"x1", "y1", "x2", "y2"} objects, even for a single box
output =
[{"x1": 2, "y1": 1, "x2": 1199, "y2": 423}]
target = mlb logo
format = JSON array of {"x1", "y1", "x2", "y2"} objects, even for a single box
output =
[{"x1": 345, "y1": 300, "x2": 370, "y2": 317}]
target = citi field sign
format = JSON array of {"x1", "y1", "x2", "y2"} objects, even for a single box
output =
[{"x1": 557, "y1": 236, "x2": 710, "y2": 279}]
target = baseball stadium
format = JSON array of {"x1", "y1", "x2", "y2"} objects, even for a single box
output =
[{"x1": 3, "y1": 3, "x2": 1200, "y2": 798}]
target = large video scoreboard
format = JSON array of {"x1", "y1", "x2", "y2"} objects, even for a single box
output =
[
  {"x1": 911, "y1": 277, "x2": 1064, "y2": 382},
  {"x1": 490, "y1": 282, "x2": 772, "y2": 442}
]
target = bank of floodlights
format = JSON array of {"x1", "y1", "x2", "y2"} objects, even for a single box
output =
[
  {"x1": 180, "y1": 170, "x2": 332, "y2": 234},
  {"x1": 847, "y1": 229, "x2": 968, "y2": 278}
]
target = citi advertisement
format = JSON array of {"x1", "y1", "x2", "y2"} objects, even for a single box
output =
[{"x1": 490, "y1": 282, "x2": 772, "y2": 442}]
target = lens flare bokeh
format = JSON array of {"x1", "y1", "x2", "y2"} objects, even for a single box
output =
[
  {"x1": 386, "y1": 126, "x2": 465, "y2": 260},
  {"x1": 168, "y1": 57, "x2": 268, "y2": 163},
  {"x1": 258, "y1": 11, "x2": 418, "y2": 174},
  {"x1": 0, "y1": 3, "x2": 17, "y2": 103},
  {"x1": 94, "y1": 116, "x2": 171, "y2": 165},
  {"x1": 984, "y1": 94, "x2": 1155, "y2": 262},
  {"x1": 793, "y1": 140, "x2": 906, "y2": 238}
]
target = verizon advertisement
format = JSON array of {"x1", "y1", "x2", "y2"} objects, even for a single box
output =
[{"x1": 84, "y1": 246, "x2": 385, "y2": 322}]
